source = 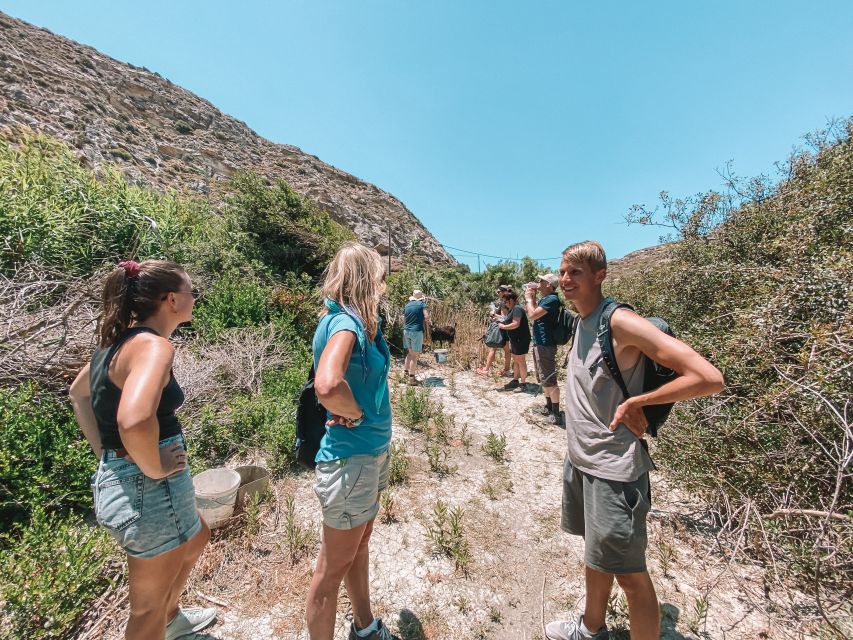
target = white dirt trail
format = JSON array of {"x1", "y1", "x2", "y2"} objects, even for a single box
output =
[{"x1": 95, "y1": 357, "x2": 805, "y2": 640}]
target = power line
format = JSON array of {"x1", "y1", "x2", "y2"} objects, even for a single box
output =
[{"x1": 442, "y1": 243, "x2": 563, "y2": 263}]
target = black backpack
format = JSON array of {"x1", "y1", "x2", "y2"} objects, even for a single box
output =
[
  {"x1": 552, "y1": 304, "x2": 576, "y2": 346},
  {"x1": 294, "y1": 364, "x2": 327, "y2": 469},
  {"x1": 597, "y1": 298, "x2": 677, "y2": 437}
]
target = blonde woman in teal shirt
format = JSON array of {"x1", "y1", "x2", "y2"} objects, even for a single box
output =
[{"x1": 305, "y1": 242, "x2": 398, "y2": 640}]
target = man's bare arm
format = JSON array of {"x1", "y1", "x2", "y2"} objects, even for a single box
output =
[{"x1": 609, "y1": 309, "x2": 724, "y2": 437}]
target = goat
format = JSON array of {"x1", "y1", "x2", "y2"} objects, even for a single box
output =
[{"x1": 429, "y1": 323, "x2": 456, "y2": 347}]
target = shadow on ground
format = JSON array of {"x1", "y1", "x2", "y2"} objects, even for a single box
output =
[
  {"x1": 609, "y1": 603, "x2": 690, "y2": 640},
  {"x1": 396, "y1": 608, "x2": 425, "y2": 640},
  {"x1": 421, "y1": 376, "x2": 445, "y2": 388},
  {"x1": 661, "y1": 603, "x2": 690, "y2": 639}
]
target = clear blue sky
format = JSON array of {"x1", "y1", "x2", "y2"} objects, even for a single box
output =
[{"x1": 3, "y1": 1, "x2": 851, "y2": 271}]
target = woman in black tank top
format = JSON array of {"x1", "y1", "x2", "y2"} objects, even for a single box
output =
[{"x1": 68, "y1": 259, "x2": 216, "y2": 640}]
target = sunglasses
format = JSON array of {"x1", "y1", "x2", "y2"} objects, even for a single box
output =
[{"x1": 163, "y1": 288, "x2": 201, "y2": 301}]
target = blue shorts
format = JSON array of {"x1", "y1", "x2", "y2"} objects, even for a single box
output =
[
  {"x1": 403, "y1": 329, "x2": 424, "y2": 353},
  {"x1": 92, "y1": 434, "x2": 202, "y2": 558}
]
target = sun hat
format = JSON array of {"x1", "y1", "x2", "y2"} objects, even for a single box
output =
[
  {"x1": 537, "y1": 273, "x2": 559, "y2": 288},
  {"x1": 409, "y1": 289, "x2": 425, "y2": 301}
]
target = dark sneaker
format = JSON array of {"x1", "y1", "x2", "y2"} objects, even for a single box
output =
[
  {"x1": 348, "y1": 618, "x2": 400, "y2": 640},
  {"x1": 536, "y1": 405, "x2": 552, "y2": 416},
  {"x1": 408, "y1": 375, "x2": 420, "y2": 386},
  {"x1": 545, "y1": 616, "x2": 609, "y2": 640},
  {"x1": 503, "y1": 379, "x2": 520, "y2": 390},
  {"x1": 512, "y1": 383, "x2": 527, "y2": 393},
  {"x1": 547, "y1": 412, "x2": 563, "y2": 426}
]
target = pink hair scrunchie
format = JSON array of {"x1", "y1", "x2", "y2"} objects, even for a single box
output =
[{"x1": 118, "y1": 260, "x2": 141, "y2": 279}]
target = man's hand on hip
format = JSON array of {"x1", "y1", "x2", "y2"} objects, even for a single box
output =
[{"x1": 610, "y1": 397, "x2": 648, "y2": 439}]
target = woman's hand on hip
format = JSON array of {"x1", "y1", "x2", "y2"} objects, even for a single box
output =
[
  {"x1": 152, "y1": 443, "x2": 187, "y2": 478},
  {"x1": 326, "y1": 414, "x2": 360, "y2": 428}
]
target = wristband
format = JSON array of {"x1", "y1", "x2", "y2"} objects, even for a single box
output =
[{"x1": 351, "y1": 413, "x2": 364, "y2": 427}]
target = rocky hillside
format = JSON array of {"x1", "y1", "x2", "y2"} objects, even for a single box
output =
[
  {"x1": 607, "y1": 242, "x2": 674, "y2": 283},
  {"x1": 0, "y1": 12, "x2": 454, "y2": 267}
]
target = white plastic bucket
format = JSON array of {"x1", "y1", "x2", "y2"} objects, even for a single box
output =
[
  {"x1": 434, "y1": 348, "x2": 448, "y2": 364},
  {"x1": 193, "y1": 468, "x2": 240, "y2": 529}
]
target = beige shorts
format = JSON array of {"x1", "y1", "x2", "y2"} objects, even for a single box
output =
[
  {"x1": 533, "y1": 344, "x2": 558, "y2": 387},
  {"x1": 313, "y1": 451, "x2": 389, "y2": 529}
]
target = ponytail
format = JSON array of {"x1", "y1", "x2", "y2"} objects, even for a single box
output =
[{"x1": 97, "y1": 259, "x2": 186, "y2": 346}]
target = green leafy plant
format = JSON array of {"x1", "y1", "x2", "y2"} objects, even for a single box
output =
[
  {"x1": 0, "y1": 509, "x2": 117, "y2": 639},
  {"x1": 388, "y1": 440, "x2": 410, "y2": 486},
  {"x1": 281, "y1": 495, "x2": 316, "y2": 566},
  {"x1": 396, "y1": 387, "x2": 434, "y2": 430},
  {"x1": 482, "y1": 431, "x2": 508, "y2": 463},
  {"x1": 425, "y1": 500, "x2": 471, "y2": 573},
  {"x1": 380, "y1": 490, "x2": 397, "y2": 524},
  {"x1": 0, "y1": 383, "x2": 95, "y2": 531}
]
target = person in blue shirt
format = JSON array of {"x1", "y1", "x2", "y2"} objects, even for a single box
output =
[
  {"x1": 402, "y1": 290, "x2": 429, "y2": 385},
  {"x1": 524, "y1": 273, "x2": 563, "y2": 424},
  {"x1": 305, "y1": 242, "x2": 399, "y2": 640}
]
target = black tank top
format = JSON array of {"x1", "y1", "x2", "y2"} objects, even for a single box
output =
[{"x1": 90, "y1": 327, "x2": 184, "y2": 450}]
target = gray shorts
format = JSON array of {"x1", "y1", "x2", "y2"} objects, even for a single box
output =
[
  {"x1": 314, "y1": 451, "x2": 389, "y2": 529},
  {"x1": 533, "y1": 344, "x2": 558, "y2": 387},
  {"x1": 561, "y1": 457, "x2": 651, "y2": 574}
]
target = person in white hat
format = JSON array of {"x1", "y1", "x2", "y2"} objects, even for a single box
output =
[
  {"x1": 403, "y1": 290, "x2": 429, "y2": 385},
  {"x1": 523, "y1": 273, "x2": 564, "y2": 424}
]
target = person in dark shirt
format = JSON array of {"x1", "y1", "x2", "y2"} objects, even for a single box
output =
[
  {"x1": 477, "y1": 285, "x2": 513, "y2": 377},
  {"x1": 497, "y1": 291, "x2": 530, "y2": 391},
  {"x1": 524, "y1": 273, "x2": 563, "y2": 424},
  {"x1": 402, "y1": 290, "x2": 429, "y2": 385},
  {"x1": 69, "y1": 259, "x2": 215, "y2": 640}
]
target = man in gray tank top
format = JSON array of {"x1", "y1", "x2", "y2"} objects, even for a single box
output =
[{"x1": 545, "y1": 241, "x2": 724, "y2": 640}]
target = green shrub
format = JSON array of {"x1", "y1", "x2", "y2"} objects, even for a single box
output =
[
  {"x1": 482, "y1": 431, "x2": 508, "y2": 463},
  {"x1": 388, "y1": 440, "x2": 410, "y2": 486},
  {"x1": 610, "y1": 119, "x2": 853, "y2": 599},
  {"x1": 0, "y1": 509, "x2": 117, "y2": 640},
  {"x1": 0, "y1": 136, "x2": 192, "y2": 276},
  {"x1": 0, "y1": 384, "x2": 95, "y2": 533},
  {"x1": 185, "y1": 360, "x2": 309, "y2": 475},
  {"x1": 174, "y1": 119, "x2": 193, "y2": 134},
  {"x1": 396, "y1": 387, "x2": 434, "y2": 430},
  {"x1": 191, "y1": 276, "x2": 274, "y2": 340},
  {"x1": 224, "y1": 171, "x2": 354, "y2": 278}
]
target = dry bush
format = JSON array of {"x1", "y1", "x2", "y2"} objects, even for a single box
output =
[
  {"x1": 427, "y1": 300, "x2": 486, "y2": 370},
  {"x1": 0, "y1": 265, "x2": 100, "y2": 388},
  {"x1": 173, "y1": 325, "x2": 293, "y2": 422}
]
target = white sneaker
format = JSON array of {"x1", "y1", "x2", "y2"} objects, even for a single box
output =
[
  {"x1": 545, "y1": 615, "x2": 609, "y2": 640},
  {"x1": 165, "y1": 607, "x2": 217, "y2": 640}
]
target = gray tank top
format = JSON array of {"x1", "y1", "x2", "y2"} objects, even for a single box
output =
[{"x1": 564, "y1": 297, "x2": 653, "y2": 482}]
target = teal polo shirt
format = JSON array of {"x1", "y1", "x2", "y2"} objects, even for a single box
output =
[{"x1": 312, "y1": 300, "x2": 392, "y2": 462}]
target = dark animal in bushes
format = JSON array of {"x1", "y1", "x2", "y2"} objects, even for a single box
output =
[{"x1": 429, "y1": 324, "x2": 456, "y2": 347}]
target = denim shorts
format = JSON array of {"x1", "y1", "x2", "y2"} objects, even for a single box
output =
[
  {"x1": 92, "y1": 434, "x2": 202, "y2": 558},
  {"x1": 403, "y1": 329, "x2": 424, "y2": 353},
  {"x1": 313, "y1": 451, "x2": 389, "y2": 530}
]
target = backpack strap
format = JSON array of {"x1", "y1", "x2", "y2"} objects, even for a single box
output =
[
  {"x1": 560, "y1": 312, "x2": 582, "y2": 369},
  {"x1": 596, "y1": 297, "x2": 635, "y2": 400}
]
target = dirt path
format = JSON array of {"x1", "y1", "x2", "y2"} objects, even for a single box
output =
[{"x1": 94, "y1": 357, "x2": 810, "y2": 639}]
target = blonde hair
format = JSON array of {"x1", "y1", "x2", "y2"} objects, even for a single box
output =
[
  {"x1": 321, "y1": 242, "x2": 386, "y2": 341},
  {"x1": 562, "y1": 240, "x2": 607, "y2": 273}
]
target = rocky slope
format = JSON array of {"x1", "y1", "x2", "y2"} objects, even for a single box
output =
[
  {"x1": 607, "y1": 242, "x2": 675, "y2": 282},
  {"x1": 0, "y1": 12, "x2": 454, "y2": 267}
]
